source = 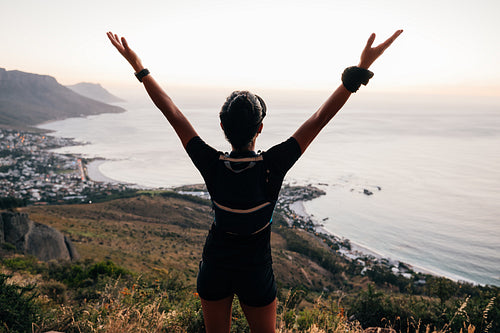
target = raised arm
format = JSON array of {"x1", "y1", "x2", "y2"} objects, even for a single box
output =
[
  {"x1": 292, "y1": 30, "x2": 403, "y2": 153},
  {"x1": 106, "y1": 32, "x2": 198, "y2": 148}
]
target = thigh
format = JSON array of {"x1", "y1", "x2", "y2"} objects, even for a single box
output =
[
  {"x1": 241, "y1": 298, "x2": 277, "y2": 333},
  {"x1": 201, "y1": 295, "x2": 234, "y2": 333}
]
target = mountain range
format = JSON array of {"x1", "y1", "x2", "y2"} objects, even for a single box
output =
[
  {"x1": 0, "y1": 68, "x2": 125, "y2": 128},
  {"x1": 66, "y1": 82, "x2": 124, "y2": 104}
]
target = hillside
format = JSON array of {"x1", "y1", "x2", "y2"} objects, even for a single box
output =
[
  {"x1": 66, "y1": 82, "x2": 124, "y2": 103},
  {"x1": 0, "y1": 68, "x2": 125, "y2": 128},
  {"x1": 2, "y1": 191, "x2": 498, "y2": 332},
  {"x1": 20, "y1": 192, "x2": 346, "y2": 290}
]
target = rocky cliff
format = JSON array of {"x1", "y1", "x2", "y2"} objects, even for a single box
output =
[{"x1": 0, "y1": 211, "x2": 79, "y2": 261}]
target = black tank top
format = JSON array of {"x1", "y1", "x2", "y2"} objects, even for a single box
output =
[
  {"x1": 211, "y1": 152, "x2": 275, "y2": 236},
  {"x1": 186, "y1": 136, "x2": 301, "y2": 268}
]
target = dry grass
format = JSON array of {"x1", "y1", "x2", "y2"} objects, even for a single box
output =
[
  {"x1": 7, "y1": 194, "x2": 494, "y2": 333},
  {"x1": 21, "y1": 194, "x2": 349, "y2": 291},
  {"x1": 2, "y1": 255, "x2": 490, "y2": 333}
]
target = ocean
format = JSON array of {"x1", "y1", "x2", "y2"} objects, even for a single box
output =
[{"x1": 39, "y1": 91, "x2": 500, "y2": 286}]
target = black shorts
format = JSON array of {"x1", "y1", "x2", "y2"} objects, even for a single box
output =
[{"x1": 196, "y1": 261, "x2": 277, "y2": 307}]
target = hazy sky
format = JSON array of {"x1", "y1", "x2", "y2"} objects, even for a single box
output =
[{"x1": 1, "y1": 0, "x2": 500, "y2": 96}]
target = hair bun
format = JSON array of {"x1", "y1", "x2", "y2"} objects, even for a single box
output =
[
  {"x1": 220, "y1": 91, "x2": 267, "y2": 149},
  {"x1": 229, "y1": 93, "x2": 251, "y2": 109}
]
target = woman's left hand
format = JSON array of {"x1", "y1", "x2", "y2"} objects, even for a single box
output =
[
  {"x1": 106, "y1": 32, "x2": 144, "y2": 72},
  {"x1": 358, "y1": 30, "x2": 403, "y2": 69}
]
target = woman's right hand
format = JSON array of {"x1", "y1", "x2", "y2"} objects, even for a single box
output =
[
  {"x1": 106, "y1": 32, "x2": 144, "y2": 72},
  {"x1": 358, "y1": 30, "x2": 403, "y2": 69}
]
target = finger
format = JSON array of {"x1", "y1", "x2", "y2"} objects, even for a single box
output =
[
  {"x1": 121, "y1": 37, "x2": 129, "y2": 50},
  {"x1": 107, "y1": 32, "x2": 118, "y2": 43},
  {"x1": 107, "y1": 33, "x2": 126, "y2": 53},
  {"x1": 379, "y1": 29, "x2": 403, "y2": 50},
  {"x1": 365, "y1": 33, "x2": 376, "y2": 49},
  {"x1": 387, "y1": 29, "x2": 403, "y2": 43},
  {"x1": 107, "y1": 32, "x2": 120, "y2": 47}
]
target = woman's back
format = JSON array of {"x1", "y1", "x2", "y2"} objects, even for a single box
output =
[
  {"x1": 107, "y1": 29, "x2": 403, "y2": 332},
  {"x1": 186, "y1": 135, "x2": 301, "y2": 268}
]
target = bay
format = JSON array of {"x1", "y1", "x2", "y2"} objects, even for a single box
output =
[{"x1": 40, "y1": 93, "x2": 500, "y2": 286}]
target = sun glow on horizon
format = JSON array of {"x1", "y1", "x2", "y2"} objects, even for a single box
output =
[{"x1": 1, "y1": 0, "x2": 500, "y2": 97}]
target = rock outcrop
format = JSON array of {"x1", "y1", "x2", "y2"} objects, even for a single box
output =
[{"x1": 0, "y1": 211, "x2": 79, "y2": 261}]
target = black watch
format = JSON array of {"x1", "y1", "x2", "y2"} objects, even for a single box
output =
[{"x1": 134, "y1": 68, "x2": 150, "y2": 82}]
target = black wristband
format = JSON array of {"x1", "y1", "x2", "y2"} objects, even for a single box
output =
[
  {"x1": 134, "y1": 68, "x2": 150, "y2": 82},
  {"x1": 341, "y1": 66, "x2": 374, "y2": 93}
]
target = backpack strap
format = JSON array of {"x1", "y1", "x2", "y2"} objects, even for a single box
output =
[
  {"x1": 219, "y1": 154, "x2": 263, "y2": 174},
  {"x1": 223, "y1": 161, "x2": 255, "y2": 173},
  {"x1": 213, "y1": 200, "x2": 272, "y2": 213},
  {"x1": 219, "y1": 155, "x2": 263, "y2": 162},
  {"x1": 211, "y1": 152, "x2": 276, "y2": 235}
]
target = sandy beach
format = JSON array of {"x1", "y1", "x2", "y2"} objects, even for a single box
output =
[{"x1": 86, "y1": 160, "x2": 122, "y2": 183}]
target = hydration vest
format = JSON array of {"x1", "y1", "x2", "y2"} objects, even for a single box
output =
[{"x1": 211, "y1": 152, "x2": 275, "y2": 236}]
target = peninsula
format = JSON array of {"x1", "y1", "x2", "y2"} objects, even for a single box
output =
[{"x1": 0, "y1": 68, "x2": 125, "y2": 129}]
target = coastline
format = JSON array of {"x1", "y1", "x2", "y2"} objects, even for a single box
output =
[
  {"x1": 80, "y1": 165, "x2": 473, "y2": 285},
  {"x1": 67, "y1": 152, "x2": 490, "y2": 286},
  {"x1": 0, "y1": 127, "x2": 134, "y2": 205},
  {"x1": 289, "y1": 200, "x2": 386, "y2": 259},
  {"x1": 85, "y1": 159, "x2": 122, "y2": 183},
  {"x1": 288, "y1": 199, "x2": 476, "y2": 284}
]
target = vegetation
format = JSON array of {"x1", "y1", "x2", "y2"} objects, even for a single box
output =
[
  {"x1": 0, "y1": 273, "x2": 41, "y2": 332},
  {"x1": 0, "y1": 192, "x2": 498, "y2": 332},
  {"x1": 0, "y1": 196, "x2": 27, "y2": 209}
]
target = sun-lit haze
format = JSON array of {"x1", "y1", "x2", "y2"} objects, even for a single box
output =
[{"x1": 1, "y1": 0, "x2": 500, "y2": 98}]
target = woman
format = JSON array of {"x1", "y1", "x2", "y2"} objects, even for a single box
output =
[{"x1": 107, "y1": 29, "x2": 402, "y2": 333}]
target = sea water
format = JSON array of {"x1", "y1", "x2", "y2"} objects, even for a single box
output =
[{"x1": 39, "y1": 93, "x2": 500, "y2": 286}]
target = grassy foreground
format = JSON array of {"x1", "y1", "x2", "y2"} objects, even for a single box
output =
[{"x1": 1, "y1": 191, "x2": 498, "y2": 332}]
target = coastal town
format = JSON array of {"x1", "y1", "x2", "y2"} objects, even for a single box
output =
[{"x1": 0, "y1": 128, "x2": 130, "y2": 206}]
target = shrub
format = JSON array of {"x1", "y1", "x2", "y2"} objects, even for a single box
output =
[
  {"x1": 0, "y1": 273, "x2": 41, "y2": 332},
  {"x1": 40, "y1": 281, "x2": 67, "y2": 304},
  {"x1": 47, "y1": 259, "x2": 131, "y2": 288},
  {"x1": 2, "y1": 255, "x2": 44, "y2": 274},
  {"x1": 1, "y1": 242, "x2": 17, "y2": 251},
  {"x1": 0, "y1": 197, "x2": 27, "y2": 209}
]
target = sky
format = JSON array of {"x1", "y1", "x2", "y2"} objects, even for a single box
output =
[{"x1": 1, "y1": 0, "x2": 500, "y2": 97}]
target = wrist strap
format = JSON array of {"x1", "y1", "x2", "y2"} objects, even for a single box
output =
[
  {"x1": 342, "y1": 66, "x2": 374, "y2": 93},
  {"x1": 134, "y1": 68, "x2": 150, "y2": 82}
]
